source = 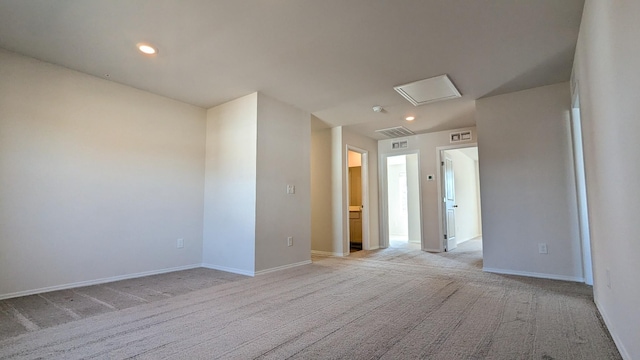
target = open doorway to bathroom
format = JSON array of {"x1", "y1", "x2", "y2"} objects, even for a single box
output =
[
  {"x1": 348, "y1": 150, "x2": 364, "y2": 252},
  {"x1": 346, "y1": 146, "x2": 371, "y2": 254},
  {"x1": 385, "y1": 153, "x2": 421, "y2": 249}
]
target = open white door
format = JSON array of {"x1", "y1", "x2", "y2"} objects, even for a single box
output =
[{"x1": 443, "y1": 153, "x2": 457, "y2": 251}]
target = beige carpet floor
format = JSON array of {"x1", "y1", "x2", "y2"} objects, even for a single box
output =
[{"x1": 0, "y1": 239, "x2": 621, "y2": 359}]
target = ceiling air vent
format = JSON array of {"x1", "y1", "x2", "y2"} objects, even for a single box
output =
[
  {"x1": 375, "y1": 126, "x2": 415, "y2": 138},
  {"x1": 394, "y1": 74, "x2": 461, "y2": 106}
]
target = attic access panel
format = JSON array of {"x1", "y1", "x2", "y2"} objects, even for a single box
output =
[{"x1": 394, "y1": 74, "x2": 461, "y2": 106}]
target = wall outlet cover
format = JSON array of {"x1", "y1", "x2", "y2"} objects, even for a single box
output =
[{"x1": 538, "y1": 243, "x2": 548, "y2": 254}]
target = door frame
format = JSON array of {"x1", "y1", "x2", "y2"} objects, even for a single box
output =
[
  {"x1": 379, "y1": 150, "x2": 424, "y2": 250},
  {"x1": 570, "y1": 90, "x2": 594, "y2": 285},
  {"x1": 442, "y1": 151, "x2": 457, "y2": 251},
  {"x1": 436, "y1": 143, "x2": 479, "y2": 252},
  {"x1": 345, "y1": 145, "x2": 370, "y2": 252}
]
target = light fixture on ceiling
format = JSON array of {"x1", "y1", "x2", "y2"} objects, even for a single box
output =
[
  {"x1": 405, "y1": 116, "x2": 415, "y2": 121},
  {"x1": 137, "y1": 43, "x2": 158, "y2": 55},
  {"x1": 372, "y1": 105, "x2": 384, "y2": 113}
]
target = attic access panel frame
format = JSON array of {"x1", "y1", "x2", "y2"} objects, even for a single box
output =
[{"x1": 394, "y1": 74, "x2": 461, "y2": 106}]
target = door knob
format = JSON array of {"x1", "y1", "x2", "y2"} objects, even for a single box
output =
[{"x1": 453, "y1": 205, "x2": 458, "y2": 208}]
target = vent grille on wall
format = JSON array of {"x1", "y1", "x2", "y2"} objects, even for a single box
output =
[
  {"x1": 375, "y1": 126, "x2": 415, "y2": 138},
  {"x1": 450, "y1": 130, "x2": 472, "y2": 143},
  {"x1": 391, "y1": 140, "x2": 408, "y2": 149},
  {"x1": 394, "y1": 74, "x2": 461, "y2": 106}
]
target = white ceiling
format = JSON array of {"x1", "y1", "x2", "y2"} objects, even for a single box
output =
[{"x1": 0, "y1": 0, "x2": 584, "y2": 140}]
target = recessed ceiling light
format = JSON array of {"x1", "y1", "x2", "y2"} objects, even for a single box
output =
[
  {"x1": 137, "y1": 43, "x2": 158, "y2": 55},
  {"x1": 405, "y1": 116, "x2": 416, "y2": 121}
]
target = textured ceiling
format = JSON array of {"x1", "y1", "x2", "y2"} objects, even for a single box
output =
[{"x1": 0, "y1": 0, "x2": 584, "y2": 139}]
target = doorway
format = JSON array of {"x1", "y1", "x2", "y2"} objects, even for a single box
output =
[
  {"x1": 438, "y1": 146, "x2": 483, "y2": 252},
  {"x1": 382, "y1": 153, "x2": 422, "y2": 249},
  {"x1": 346, "y1": 146, "x2": 369, "y2": 254},
  {"x1": 571, "y1": 92, "x2": 593, "y2": 285}
]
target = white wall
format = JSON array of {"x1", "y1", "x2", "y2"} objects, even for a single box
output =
[
  {"x1": 446, "y1": 149, "x2": 481, "y2": 242},
  {"x1": 0, "y1": 49, "x2": 206, "y2": 298},
  {"x1": 475, "y1": 159, "x2": 482, "y2": 235},
  {"x1": 255, "y1": 93, "x2": 311, "y2": 272},
  {"x1": 573, "y1": 1, "x2": 640, "y2": 357},
  {"x1": 476, "y1": 82, "x2": 582, "y2": 281},
  {"x1": 310, "y1": 126, "x2": 334, "y2": 254},
  {"x1": 204, "y1": 93, "x2": 310, "y2": 275},
  {"x1": 203, "y1": 93, "x2": 257, "y2": 275},
  {"x1": 331, "y1": 127, "x2": 346, "y2": 255},
  {"x1": 378, "y1": 127, "x2": 477, "y2": 251},
  {"x1": 406, "y1": 154, "x2": 421, "y2": 243}
]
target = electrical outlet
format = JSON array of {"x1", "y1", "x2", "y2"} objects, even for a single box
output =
[
  {"x1": 538, "y1": 243, "x2": 548, "y2": 254},
  {"x1": 177, "y1": 238, "x2": 184, "y2": 249},
  {"x1": 287, "y1": 236, "x2": 293, "y2": 247},
  {"x1": 286, "y1": 185, "x2": 295, "y2": 194}
]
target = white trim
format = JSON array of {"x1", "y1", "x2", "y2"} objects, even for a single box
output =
[
  {"x1": 423, "y1": 248, "x2": 441, "y2": 253},
  {"x1": 595, "y1": 300, "x2": 631, "y2": 360},
  {"x1": 311, "y1": 250, "x2": 346, "y2": 257},
  {"x1": 201, "y1": 263, "x2": 255, "y2": 277},
  {"x1": 0, "y1": 263, "x2": 202, "y2": 301},
  {"x1": 254, "y1": 260, "x2": 312, "y2": 276},
  {"x1": 483, "y1": 267, "x2": 585, "y2": 283},
  {"x1": 368, "y1": 246, "x2": 380, "y2": 250}
]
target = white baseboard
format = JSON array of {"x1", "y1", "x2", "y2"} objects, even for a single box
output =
[
  {"x1": 366, "y1": 246, "x2": 380, "y2": 250},
  {"x1": 255, "y1": 260, "x2": 312, "y2": 276},
  {"x1": 483, "y1": 267, "x2": 584, "y2": 283},
  {"x1": 455, "y1": 235, "x2": 482, "y2": 245},
  {"x1": 0, "y1": 263, "x2": 202, "y2": 301},
  {"x1": 423, "y1": 248, "x2": 442, "y2": 253},
  {"x1": 201, "y1": 263, "x2": 255, "y2": 277},
  {"x1": 595, "y1": 299, "x2": 631, "y2": 360},
  {"x1": 311, "y1": 250, "x2": 345, "y2": 257}
]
